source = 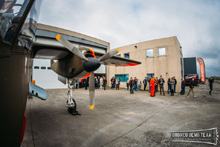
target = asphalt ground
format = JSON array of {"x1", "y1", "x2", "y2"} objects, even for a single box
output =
[{"x1": 22, "y1": 83, "x2": 220, "y2": 147}]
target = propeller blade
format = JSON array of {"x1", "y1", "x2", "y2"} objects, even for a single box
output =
[
  {"x1": 56, "y1": 34, "x2": 88, "y2": 61},
  {"x1": 99, "y1": 48, "x2": 120, "y2": 62},
  {"x1": 89, "y1": 71, "x2": 95, "y2": 109}
]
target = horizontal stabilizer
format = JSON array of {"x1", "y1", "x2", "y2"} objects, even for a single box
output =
[
  {"x1": 29, "y1": 82, "x2": 47, "y2": 100},
  {"x1": 58, "y1": 75, "x2": 66, "y2": 84}
]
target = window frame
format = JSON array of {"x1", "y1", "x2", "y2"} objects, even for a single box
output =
[
  {"x1": 34, "y1": 66, "x2": 39, "y2": 69},
  {"x1": 146, "y1": 48, "x2": 154, "y2": 58},
  {"x1": 115, "y1": 74, "x2": 129, "y2": 82},
  {"x1": 41, "y1": 66, "x2": 46, "y2": 70},
  {"x1": 124, "y1": 52, "x2": 130, "y2": 59},
  {"x1": 158, "y1": 47, "x2": 167, "y2": 57}
]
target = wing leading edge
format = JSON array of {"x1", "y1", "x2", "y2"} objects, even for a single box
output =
[{"x1": 94, "y1": 52, "x2": 141, "y2": 66}]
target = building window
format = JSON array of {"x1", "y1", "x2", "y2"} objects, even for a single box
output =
[
  {"x1": 146, "y1": 49, "x2": 154, "y2": 57},
  {"x1": 115, "y1": 74, "x2": 129, "y2": 82},
  {"x1": 116, "y1": 54, "x2": 121, "y2": 57},
  {"x1": 124, "y1": 53, "x2": 130, "y2": 59},
  {"x1": 147, "y1": 73, "x2": 154, "y2": 82},
  {"x1": 34, "y1": 66, "x2": 39, "y2": 69},
  {"x1": 158, "y1": 47, "x2": 166, "y2": 56},
  {"x1": 41, "y1": 66, "x2": 46, "y2": 70}
]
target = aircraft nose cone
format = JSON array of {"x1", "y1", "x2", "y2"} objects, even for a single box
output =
[{"x1": 83, "y1": 57, "x2": 101, "y2": 72}]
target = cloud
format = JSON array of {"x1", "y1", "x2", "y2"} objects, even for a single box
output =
[{"x1": 38, "y1": 0, "x2": 220, "y2": 77}]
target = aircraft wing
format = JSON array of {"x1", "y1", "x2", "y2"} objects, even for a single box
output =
[
  {"x1": 32, "y1": 42, "x2": 141, "y2": 66},
  {"x1": 94, "y1": 52, "x2": 141, "y2": 66},
  {"x1": 32, "y1": 41, "x2": 70, "y2": 60}
]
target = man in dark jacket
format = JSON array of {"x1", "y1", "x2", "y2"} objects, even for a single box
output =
[
  {"x1": 174, "y1": 76, "x2": 177, "y2": 93},
  {"x1": 187, "y1": 78, "x2": 196, "y2": 98},
  {"x1": 95, "y1": 77, "x2": 98, "y2": 89},
  {"x1": 103, "y1": 77, "x2": 107, "y2": 90},
  {"x1": 180, "y1": 78, "x2": 186, "y2": 95},
  {"x1": 97, "y1": 76, "x2": 100, "y2": 89},
  {"x1": 111, "y1": 77, "x2": 115, "y2": 89},
  {"x1": 159, "y1": 75, "x2": 165, "y2": 96},
  {"x1": 84, "y1": 77, "x2": 89, "y2": 90},
  {"x1": 208, "y1": 77, "x2": 214, "y2": 95},
  {"x1": 155, "y1": 77, "x2": 159, "y2": 93},
  {"x1": 134, "y1": 77, "x2": 137, "y2": 91},
  {"x1": 167, "y1": 78, "x2": 171, "y2": 94},
  {"x1": 143, "y1": 77, "x2": 148, "y2": 91},
  {"x1": 129, "y1": 77, "x2": 135, "y2": 94}
]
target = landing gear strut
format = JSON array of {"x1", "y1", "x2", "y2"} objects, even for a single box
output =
[{"x1": 67, "y1": 80, "x2": 80, "y2": 115}]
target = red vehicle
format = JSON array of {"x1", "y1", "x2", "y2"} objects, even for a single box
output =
[{"x1": 184, "y1": 74, "x2": 199, "y2": 85}]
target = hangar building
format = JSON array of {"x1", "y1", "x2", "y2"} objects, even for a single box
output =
[{"x1": 108, "y1": 36, "x2": 184, "y2": 92}]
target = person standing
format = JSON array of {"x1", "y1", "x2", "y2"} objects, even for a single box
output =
[
  {"x1": 170, "y1": 77, "x2": 175, "y2": 96},
  {"x1": 208, "y1": 77, "x2": 214, "y2": 95},
  {"x1": 103, "y1": 77, "x2": 107, "y2": 90},
  {"x1": 134, "y1": 77, "x2": 137, "y2": 91},
  {"x1": 155, "y1": 77, "x2": 159, "y2": 92},
  {"x1": 167, "y1": 78, "x2": 171, "y2": 94},
  {"x1": 111, "y1": 77, "x2": 115, "y2": 89},
  {"x1": 150, "y1": 77, "x2": 155, "y2": 97},
  {"x1": 84, "y1": 77, "x2": 89, "y2": 90},
  {"x1": 159, "y1": 75, "x2": 165, "y2": 96},
  {"x1": 129, "y1": 77, "x2": 135, "y2": 94},
  {"x1": 174, "y1": 76, "x2": 177, "y2": 93},
  {"x1": 126, "y1": 79, "x2": 130, "y2": 91},
  {"x1": 100, "y1": 76, "x2": 103, "y2": 89},
  {"x1": 187, "y1": 78, "x2": 196, "y2": 98},
  {"x1": 95, "y1": 77, "x2": 98, "y2": 89},
  {"x1": 143, "y1": 77, "x2": 147, "y2": 91},
  {"x1": 180, "y1": 78, "x2": 186, "y2": 95},
  {"x1": 116, "y1": 77, "x2": 120, "y2": 90},
  {"x1": 137, "y1": 79, "x2": 141, "y2": 91},
  {"x1": 76, "y1": 80, "x2": 79, "y2": 89},
  {"x1": 97, "y1": 76, "x2": 100, "y2": 89},
  {"x1": 149, "y1": 77, "x2": 152, "y2": 93}
]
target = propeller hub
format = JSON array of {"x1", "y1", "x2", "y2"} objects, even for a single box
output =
[{"x1": 83, "y1": 57, "x2": 101, "y2": 72}]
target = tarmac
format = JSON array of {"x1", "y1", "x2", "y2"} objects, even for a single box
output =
[{"x1": 22, "y1": 83, "x2": 220, "y2": 147}]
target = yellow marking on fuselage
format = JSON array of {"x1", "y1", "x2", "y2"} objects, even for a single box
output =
[
  {"x1": 56, "y1": 34, "x2": 62, "y2": 40},
  {"x1": 90, "y1": 105, "x2": 94, "y2": 109},
  {"x1": 116, "y1": 48, "x2": 120, "y2": 53}
]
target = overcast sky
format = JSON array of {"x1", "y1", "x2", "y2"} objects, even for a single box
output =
[{"x1": 38, "y1": 0, "x2": 220, "y2": 77}]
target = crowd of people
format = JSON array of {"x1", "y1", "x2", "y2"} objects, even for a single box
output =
[
  {"x1": 81, "y1": 76, "x2": 108, "y2": 90},
  {"x1": 127, "y1": 75, "x2": 170, "y2": 97},
  {"x1": 74, "y1": 75, "x2": 215, "y2": 97}
]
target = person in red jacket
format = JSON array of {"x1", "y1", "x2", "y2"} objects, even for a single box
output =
[{"x1": 150, "y1": 76, "x2": 155, "y2": 97}]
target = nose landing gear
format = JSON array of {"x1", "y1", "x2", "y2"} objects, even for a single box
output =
[{"x1": 67, "y1": 80, "x2": 80, "y2": 115}]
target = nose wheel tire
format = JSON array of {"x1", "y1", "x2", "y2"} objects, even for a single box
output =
[{"x1": 67, "y1": 98, "x2": 80, "y2": 115}]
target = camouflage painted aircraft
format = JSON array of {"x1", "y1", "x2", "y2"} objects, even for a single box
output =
[
  {"x1": 50, "y1": 34, "x2": 141, "y2": 114},
  {"x1": 0, "y1": 0, "x2": 141, "y2": 146}
]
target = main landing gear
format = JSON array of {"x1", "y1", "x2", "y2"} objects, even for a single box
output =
[{"x1": 67, "y1": 80, "x2": 80, "y2": 115}]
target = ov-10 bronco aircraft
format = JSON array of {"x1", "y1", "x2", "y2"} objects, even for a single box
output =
[
  {"x1": 0, "y1": 0, "x2": 141, "y2": 146},
  {"x1": 32, "y1": 33, "x2": 141, "y2": 115}
]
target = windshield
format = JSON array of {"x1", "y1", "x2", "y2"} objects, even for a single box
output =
[{"x1": 0, "y1": 0, "x2": 41, "y2": 44}]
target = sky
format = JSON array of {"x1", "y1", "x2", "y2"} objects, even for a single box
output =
[{"x1": 37, "y1": 0, "x2": 220, "y2": 77}]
